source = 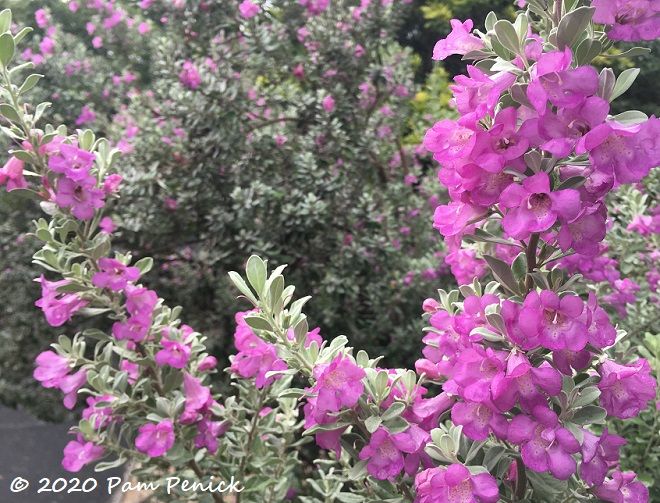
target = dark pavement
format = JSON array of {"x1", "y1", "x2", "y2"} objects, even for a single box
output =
[{"x1": 0, "y1": 405, "x2": 123, "y2": 503}]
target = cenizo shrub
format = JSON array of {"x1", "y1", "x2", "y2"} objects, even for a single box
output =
[
  {"x1": 1, "y1": 0, "x2": 660, "y2": 501},
  {"x1": 1, "y1": 0, "x2": 451, "y2": 421}
]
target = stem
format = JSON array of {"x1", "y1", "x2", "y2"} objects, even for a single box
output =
[
  {"x1": 515, "y1": 456, "x2": 527, "y2": 500},
  {"x1": 189, "y1": 459, "x2": 224, "y2": 503},
  {"x1": 235, "y1": 388, "x2": 267, "y2": 503},
  {"x1": 525, "y1": 233, "x2": 540, "y2": 293}
]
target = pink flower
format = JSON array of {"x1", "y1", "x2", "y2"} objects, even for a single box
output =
[
  {"x1": 179, "y1": 61, "x2": 201, "y2": 89},
  {"x1": 34, "y1": 350, "x2": 71, "y2": 388},
  {"x1": 82, "y1": 395, "x2": 117, "y2": 428},
  {"x1": 99, "y1": 217, "x2": 117, "y2": 234},
  {"x1": 92, "y1": 257, "x2": 140, "y2": 291},
  {"x1": 322, "y1": 95, "x2": 335, "y2": 112},
  {"x1": 415, "y1": 464, "x2": 499, "y2": 503},
  {"x1": 125, "y1": 285, "x2": 158, "y2": 317},
  {"x1": 92, "y1": 36, "x2": 103, "y2": 49},
  {"x1": 593, "y1": 0, "x2": 660, "y2": 41},
  {"x1": 432, "y1": 19, "x2": 485, "y2": 61},
  {"x1": 155, "y1": 339, "x2": 192, "y2": 369},
  {"x1": 597, "y1": 358, "x2": 657, "y2": 419},
  {"x1": 499, "y1": 172, "x2": 581, "y2": 240},
  {"x1": 293, "y1": 63, "x2": 305, "y2": 80},
  {"x1": 180, "y1": 373, "x2": 213, "y2": 424},
  {"x1": 86, "y1": 22, "x2": 96, "y2": 35},
  {"x1": 508, "y1": 406, "x2": 580, "y2": 480},
  {"x1": 194, "y1": 418, "x2": 229, "y2": 454},
  {"x1": 59, "y1": 369, "x2": 89, "y2": 409},
  {"x1": 75, "y1": 105, "x2": 96, "y2": 126},
  {"x1": 40, "y1": 37, "x2": 54, "y2": 56},
  {"x1": 138, "y1": 22, "x2": 150, "y2": 34},
  {"x1": 34, "y1": 275, "x2": 88, "y2": 327},
  {"x1": 311, "y1": 355, "x2": 366, "y2": 413},
  {"x1": 239, "y1": 0, "x2": 260, "y2": 18},
  {"x1": 231, "y1": 311, "x2": 288, "y2": 387},
  {"x1": 527, "y1": 49, "x2": 599, "y2": 114},
  {"x1": 35, "y1": 9, "x2": 49, "y2": 28},
  {"x1": 580, "y1": 429, "x2": 626, "y2": 487},
  {"x1": 103, "y1": 173, "x2": 123, "y2": 193},
  {"x1": 198, "y1": 356, "x2": 218, "y2": 371},
  {"x1": 581, "y1": 117, "x2": 660, "y2": 184},
  {"x1": 135, "y1": 419, "x2": 175, "y2": 457},
  {"x1": 48, "y1": 144, "x2": 96, "y2": 181},
  {"x1": 0, "y1": 157, "x2": 28, "y2": 191},
  {"x1": 62, "y1": 436, "x2": 104, "y2": 472},
  {"x1": 593, "y1": 471, "x2": 650, "y2": 502},
  {"x1": 112, "y1": 316, "x2": 151, "y2": 342}
]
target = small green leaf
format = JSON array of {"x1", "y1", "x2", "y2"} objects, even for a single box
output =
[
  {"x1": 557, "y1": 7, "x2": 595, "y2": 50},
  {"x1": 484, "y1": 255, "x2": 521, "y2": 295},
  {"x1": 557, "y1": 176, "x2": 586, "y2": 190},
  {"x1": 0, "y1": 9, "x2": 11, "y2": 34},
  {"x1": 602, "y1": 46, "x2": 651, "y2": 59},
  {"x1": 611, "y1": 110, "x2": 648, "y2": 125},
  {"x1": 0, "y1": 103, "x2": 21, "y2": 123},
  {"x1": 246, "y1": 255, "x2": 267, "y2": 295},
  {"x1": 571, "y1": 405, "x2": 607, "y2": 425},
  {"x1": 18, "y1": 74, "x2": 43, "y2": 95},
  {"x1": 243, "y1": 314, "x2": 273, "y2": 332},
  {"x1": 13, "y1": 27, "x2": 33, "y2": 44},
  {"x1": 610, "y1": 68, "x2": 640, "y2": 102},
  {"x1": 135, "y1": 257, "x2": 153, "y2": 275},
  {"x1": 494, "y1": 20, "x2": 520, "y2": 55},
  {"x1": 365, "y1": 416, "x2": 382, "y2": 433},
  {"x1": 0, "y1": 32, "x2": 15, "y2": 66}
]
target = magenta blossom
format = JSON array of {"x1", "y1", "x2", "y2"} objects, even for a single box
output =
[
  {"x1": 239, "y1": 0, "x2": 259, "y2": 18},
  {"x1": 311, "y1": 355, "x2": 366, "y2": 413},
  {"x1": 0, "y1": 156, "x2": 28, "y2": 191},
  {"x1": 593, "y1": 471, "x2": 650, "y2": 502},
  {"x1": 432, "y1": 19, "x2": 485, "y2": 61},
  {"x1": 322, "y1": 95, "x2": 335, "y2": 112},
  {"x1": 34, "y1": 350, "x2": 71, "y2": 388},
  {"x1": 194, "y1": 418, "x2": 229, "y2": 454},
  {"x1": 125, "y1": 285, "x2": 158, "y2": 317},
  {"x1": 358, "y1": 426, "x2": 428, "y2": 480},
  {"x1": 508, "y1": 406, "x2": 580, "y2": 480},
  {"x1": 527, "y1": 49, "x2": 599, "y2": 114},
  {"x1": 593, "y1": 0, "x2": 660, "y2": 41},
  {"x1": 155, "y1": 339, "x2": 192, "y2": 369},
  {"x1": 62, "y1": 436, "x2": 104, "y2": 472},
  {"x1": 580, "y1": 429, "x2": 626, "y2": 487},
  {"x1": 82, "y1": 395, "x2": 117, "y2": 429},
  {"x1": 414, "y1": 463, "x2": 499, "y2": 503},
  {"x1": 135, "y1": 419, "x2": 175, "y2": 457},
  {"x1": 48, "y1": 144, "x2": 96, "y2": 181},
  {"x1": 179, "y1": 61, "x2": 201, "y2": 89},
  {"x1": 451, "y1": 400, "x2": 509, "y2": 440},
  {"x1": 112, "y1": 315, "x2": 151, "y2": 342},
  {"x1": 59, "y1": 369, "x2": 88, "y2": 409},
  {"x1": 180, "y1": 373, "x2": 213, "y2": 424},
  {"x1": 55, "y1": 174, "x2": 105, "y2": 220},
  {"x1": 499, "y1": 172, "x2": 581, "y2": 240},
  {"x1": 92, "y1": 257, "x2": 140, "y2": 291},
  {"x1": 580, "y1": 117, "x2": 660, "y2": 184},
  {"x1": 597, "y1": 358, "x2": 657, "y2": 419},
  {"x1": 34, "y1": 275, "x2": 88, "y2": 327}
]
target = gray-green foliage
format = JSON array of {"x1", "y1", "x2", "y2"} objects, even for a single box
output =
[{"x1": 1, "y1": 0, "x2": 452, "y2": 420}]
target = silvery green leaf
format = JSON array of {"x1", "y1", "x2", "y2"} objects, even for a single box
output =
[
  {"x1": 576, "y1": 38, "x2": 602, "y2": 66},
  {"x1": 494, "y1": 20, "x2": 521, "y2": 55},
  {"x1": 381, "y1": 401, "x2": 406, "y2": 422},
  {"x1": 611, "y1": 110, "x2": 648, "y2": 125},
  {"x1": 0, "y1": 103, "x2": 20, "y2": 123},
  {"x1": 365, "y1": 415, "x2": 382, "y2": 433},
  {"x1": 246, "y1": 255, "x2": 267, "y2": 295},
  {"x1": 571, "y1": 405, "x2": 607, "y2": 425},
  {"x1": 602, "y1": 46, "x2": 651, "y2": 59},
  {"x1": 484, "y1": 255, "x2": 521, "y2": 295},
  {"x1": 18, "y1": 73, "x2": 43, "y2": 95},
  {"x1": 610, "y1": 68, "x2": 640, "y2": 102},
  {"x1": 135, "y1": 256, "x2": 153, "y2": 274},
  {"x1": 243, "y1": 314, "x2": 273, "y2": 332},
  {"x1": 228, "y1": 271, "x2": 258, "y2": 304},
  {"x1": 0, "y1": 9, "x2": 10, "y2": 33},
  {"x1": 557, "y1": 7, "x2": 595, "y2": 50},
  {"x1": 0, "y1": 32, "x2": 15, "y2": 66}
]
